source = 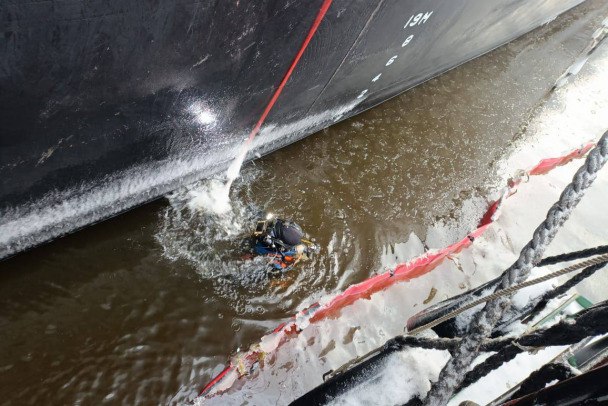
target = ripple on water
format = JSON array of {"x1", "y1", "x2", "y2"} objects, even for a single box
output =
[{"x1": 155, "y1": 171, "x2": 344, "y2": 320}]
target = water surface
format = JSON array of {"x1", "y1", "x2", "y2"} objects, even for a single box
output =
[{"x1": 1, "y1": 2, "x2": 607, "y2": 404}]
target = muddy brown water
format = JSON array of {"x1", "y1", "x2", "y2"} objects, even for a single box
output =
[{"x1": 1, "y1": 2, "x2": 607, "y2": 404}]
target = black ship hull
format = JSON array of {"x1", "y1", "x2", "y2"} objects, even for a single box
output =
[{"x1": 0, "y1": 0, "x2": 584, "y2": 259}]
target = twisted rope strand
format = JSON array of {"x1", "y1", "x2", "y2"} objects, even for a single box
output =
[{"x1": 423, "y1": 131, "x2": 608, "y2": 406}]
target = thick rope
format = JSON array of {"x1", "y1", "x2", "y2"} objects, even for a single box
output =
[
  {"x1": 404, "y1": 303, "x2": 607, "y2": 403},
  {"x1": 494, "y1": 260, "x2": 606, "y2": 334},
  {"x1": 538, "y1": 244, "x2": 608, "y2": 266},
  {"x1": 531, "y1": 263, "x2": 602, "y2": 313},
  {"x1": 397, "y1": 300, "x2": 608, "y2": 354},
  {"x1": 324, "y1": 257, "x2": 607, "y2": 380},
  {"x1": 300, "y1": 302, "x2": 608, "y2": 406},
  {"x1": 423, "y1": 131, "x2": 608, "y2": 406},
  {"x1": 407, "y1": 256, "x2": 607, "y2": 334},
  {"x1": 394, "y1": 300, "x2": 608, "y2": 356},
  {"x1": 406, "y1": 245, "x2": 608, "y2": 335},
  {"x1": 507, "y1": 363, "x2": 577, "y2": 400}
]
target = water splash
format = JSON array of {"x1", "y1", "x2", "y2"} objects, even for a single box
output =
[
  {"x1": 186, "y1": 138, "x2": 249, "y2": 216},
  {"x1": 225, "y1": 144, "x2": 249, "y2": 191},
  {"x1": 155, "y1": 164, "x2": 342, "y2": 320},
  {"x1": 158, "y1": 179, "x2": 255, "y2": 270},
  {"x1": 156, "y1": 169, "x2": 279, "y2": 313},
  {"x1": 187, "y1": 179, "x2": 232, "y2": 215}
]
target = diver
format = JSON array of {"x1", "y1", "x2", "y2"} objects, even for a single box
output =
[{"x1": 252, "y1": 215, "x2": 318, "y2": 274}]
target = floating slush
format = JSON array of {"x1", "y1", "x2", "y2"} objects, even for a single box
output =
[{"x1": 197, "y1": 143, "x2": 596, "y2": 400}]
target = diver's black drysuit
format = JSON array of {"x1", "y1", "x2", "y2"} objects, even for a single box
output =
[{"x1": 259, "y1": 219, "x2": 304, "y2": 252}]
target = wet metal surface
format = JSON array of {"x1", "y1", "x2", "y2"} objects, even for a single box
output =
[{"x1": 1, "y1": 2, "x2": 607, "y2": 404}]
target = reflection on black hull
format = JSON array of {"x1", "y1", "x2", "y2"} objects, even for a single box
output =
[{"x1": 0, "y1": 0, "x2": 584, "y2": 258}]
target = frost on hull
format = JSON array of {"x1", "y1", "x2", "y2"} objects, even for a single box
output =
[
  {"x1": 0, "y1": 101, "x2": 359, "y2": 260},
  {"x1": 0, "y1": 0, "x2": 584, "y2": 257}
]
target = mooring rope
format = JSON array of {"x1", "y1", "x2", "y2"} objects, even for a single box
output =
[
  {"x1": 423, "y1": 130, "x2": 608, "y2": 406},
  {"x1": 537, "y1": 244, "x2": 608, "y2": 266},
  {"x1": 405, "y1": 244, "x2": 608, "y2": 337},
  {"x1": 324, "y1": 257, "x2": 607, "y2": 380},
  {"x1": 407, "y1": 256, "x2": 608, "y2": 335},
  {"x1": 300, "y1": 301, "x2": 608, "y2": 406},
  {"x1": 494, "y1": 259, "x2": 607, "y2": 334}
]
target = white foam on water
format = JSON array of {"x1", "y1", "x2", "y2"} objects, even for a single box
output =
[
  {"x1": 157, "y1": 177, "x2": 255, "y2": 271},
  {"x1": 188, "y1": 139, "x2": 250, "y2": 217},
  {"x1": 187, "y1": 179, "x2": 233, "y2": 215}
]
